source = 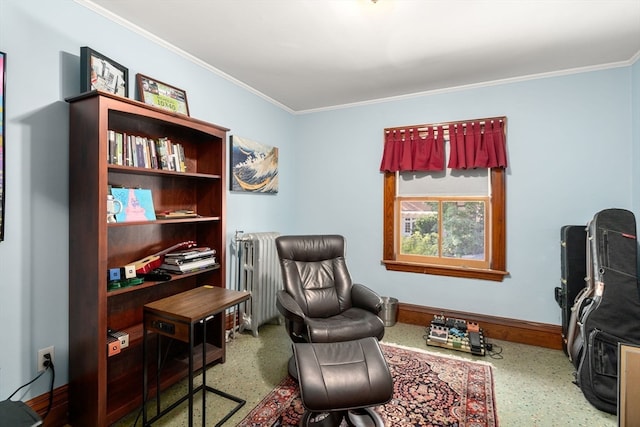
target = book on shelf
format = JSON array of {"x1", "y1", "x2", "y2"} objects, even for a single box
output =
[
  {"x1": 156, "y1": 137, "x2": 186, "y2": 172},
  {"x1": 155, "y1": 209, "x2": 198, "y2": 219},
  {"x1": 107, "y1": 130, "x2": 188, "y2": 172},
  {"x1": 108, "y1": 130, "x2": 116, "y2": 163},
  {"x1": 135, "y1": 136, "x2": 145, "y2": 168},
  {"x1": 115, "y1": 132, "x2": 124, "y2": 166},
  {"x1": 160, "y1": 255, "x2": 217, "y2": 273},
  {"x1": 107, "y1": 130, "x2": 124, "y2": 166},
  {"x1": 123, "y1": 132, "x2": 131, "y2": 166},
  {"x1": 164, "y1": 246, "x2": 216, "y2": 260}
]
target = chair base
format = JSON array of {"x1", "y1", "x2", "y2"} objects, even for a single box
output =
[
  {"x1": 300, "y1": 411, "x2": 343, "y2": 427},
  {"x1": 288, "y1": 355, "x2": 298, "y2": 380},
  {"x1": 300, "y1": 408, "x2": 384, "y2": 427}
]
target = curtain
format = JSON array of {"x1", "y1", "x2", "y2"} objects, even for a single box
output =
[
  {"x1": 379, "y1": 126, "x2": 444, "y2": 172},
  {"x1": 380, "y1": 118, "x2": 507, "y2": 172},
  {"x1": 448, "y1": 119, "x2": 507, "y2": 169}
]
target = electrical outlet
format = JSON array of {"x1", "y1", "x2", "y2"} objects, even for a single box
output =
[{"x1": 37, "y1": 346, "x2": 54, "y2": 373}]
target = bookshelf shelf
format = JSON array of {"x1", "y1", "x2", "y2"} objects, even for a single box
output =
[
  {"x1": 67, "y1": 91, "x2": 228, "y2": 427},
  {"x1": 108, "y1": 163, "x2": 222, "y2": 180},
  {"x1": 107, "y1": 216, "x2": 221, "y2": 227},
  {"x1": 106, "y1": 265, "x2": 221, "y2": 297}
]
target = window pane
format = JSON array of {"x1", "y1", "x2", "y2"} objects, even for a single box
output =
[
  {"x1": 400, "y1": 201, "x2": 439, "y2": 256},
  {"x1": 442, "y1": 201, "x2": 485, "y2": 261}
]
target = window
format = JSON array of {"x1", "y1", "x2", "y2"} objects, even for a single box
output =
[
  {"x1": 381, "y1": 118, "x2": 508, "y2": 281},
  {"x1": 398, "y1": 198, "x2": 489, "y2": 269}
]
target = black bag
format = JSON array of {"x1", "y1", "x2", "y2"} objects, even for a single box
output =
[
  {"x1": 555, "y1": 225, "x2": 587, "y2": 355},
  {"x1": 573, "y1": 208, "x2": 640, "y2": 414}
]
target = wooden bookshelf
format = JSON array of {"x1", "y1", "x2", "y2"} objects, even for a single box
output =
[{"x1": 67, "y1": 91, "x2": 228, "y2": 426}]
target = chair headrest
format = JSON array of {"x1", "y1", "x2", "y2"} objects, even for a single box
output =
[{"x1": 275, "y1": 235, "x2": 345, "y2": 262}]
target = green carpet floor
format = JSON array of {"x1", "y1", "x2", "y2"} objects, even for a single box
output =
[{"x1": 113, "y1": 322, "x2": 617, "y2": 427}]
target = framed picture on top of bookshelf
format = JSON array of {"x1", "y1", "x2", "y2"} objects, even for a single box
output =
[
  {"x1": 136, "y1": 73, "x2": 189, "y2": 116},
  {"x1": 80, "y1": 47, "x2": 128, "y2": 96}
]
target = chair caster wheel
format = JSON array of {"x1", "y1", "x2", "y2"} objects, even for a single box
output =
[{"x1": 300, "y1": 410, "x2": 343, "y2": 427}]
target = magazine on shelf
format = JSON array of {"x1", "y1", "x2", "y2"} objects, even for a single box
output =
[
  {"x1": 163, "y1": 255, "x2": 217, "y2": 266},
  {"x1": 160, "y1": 256, "x2": 217, "y2": 273},
  {"x1": 164, "y1": 247, "x2": 216, "y2": 260}
]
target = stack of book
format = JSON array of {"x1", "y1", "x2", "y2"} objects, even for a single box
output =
[
  {"x1": 107, "y1": 130, "x2": 187, "y2": 172},
  {"x1": 160, "y1": 247, "x2": 217, "y2": 274}
]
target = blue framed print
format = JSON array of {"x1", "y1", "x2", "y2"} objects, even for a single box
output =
[{"x1": 110, "y1": 188, "x2": 156, "y2": 222}]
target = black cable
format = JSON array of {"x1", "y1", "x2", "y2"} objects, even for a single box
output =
[
  {"x1": 486, "y1": 342, "x2": 504, "y2": 360},
  {"x1": 5, "y1": 357, "x2": 56, "y2": 420},
  {"x1": 43, "y1": 358, "x2": 55, "y2": 419},
  {"x1": 6, "y1": 369, "x2": 47, "y2": 400}
]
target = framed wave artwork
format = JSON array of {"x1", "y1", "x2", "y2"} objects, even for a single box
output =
[{"x1": 230, "y1": 135, "x2": 279, "y2": 194}]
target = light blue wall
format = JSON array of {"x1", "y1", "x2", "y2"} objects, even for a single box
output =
[
  {"x1": 0, "y1": 0, "x2": 637, "y2": 403},
  {"x1": 0, "y1": 0, "x2": 295, "y2": 399},
  {"x1": 294, "y1": 68, "x2": 634, "y2": 324},
  {"x1": 632, "y1": 60, "x2": 640, "y2": 227}
]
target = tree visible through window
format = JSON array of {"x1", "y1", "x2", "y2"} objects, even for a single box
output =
[{"x1": 399, "y1": 199, "x2": 488, "y2": 268}]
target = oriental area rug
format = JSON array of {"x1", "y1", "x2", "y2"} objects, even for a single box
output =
[{"x1": 237, "y1": 342, "x2": 498, "y2": 427}]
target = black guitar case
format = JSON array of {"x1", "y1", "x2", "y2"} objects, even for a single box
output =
[
  {"x1": 555, "y1": 225, "x2": 587, "y2": 356},
  {"x1": 573, "y1": 208, "x2": 640, "y2": 414}
]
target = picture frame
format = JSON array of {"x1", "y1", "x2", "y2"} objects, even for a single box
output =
[
  {"x1": 230, "y1": 135, "x2": 279, "y2": 194},
  {"x1": 0, "y1": 51, "x2": 5, "y2": 241},
  {"x1": 80, "y1": 47, "x2": 128, "y2": 96},
  {"x1": 110, "y1": 188, "x2": 157, "y2": 222},
  {"x1": 136, "y1": 73, "x2": 189, "y2": 116}
]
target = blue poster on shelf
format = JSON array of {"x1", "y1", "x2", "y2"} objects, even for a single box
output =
[{"x1": 110, "y1": 188, "x2": 156, "y2": 222}]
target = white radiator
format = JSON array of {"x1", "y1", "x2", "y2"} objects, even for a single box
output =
[{"x1": 235, "y1": 232, "x2": 283, "y2": 337}]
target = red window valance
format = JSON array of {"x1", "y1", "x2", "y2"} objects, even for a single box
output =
[
  {"x1": 379, "y1": 126, "x2": 445, "y2": 172},
  {"x1": 380, "y1": 117, "x2": 507, "y2": 172}
]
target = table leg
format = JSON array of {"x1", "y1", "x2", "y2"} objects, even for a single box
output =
[
  {"x1": 189, "y1": 324, "x2": 194, "y2": 427},
  {"x1": 202, "y1": 318, "x2": 207, "y2": 427},
  {"x1": 156, "y1": 334, "x2": 161, "y2": 415},
  {"x1": 143, "y1": 325, "x2": 148, "y2": 426}
]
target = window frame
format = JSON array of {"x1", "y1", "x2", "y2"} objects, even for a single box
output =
[{"x1": 382, "y1": 167, "x2": 508, "y2": 281}]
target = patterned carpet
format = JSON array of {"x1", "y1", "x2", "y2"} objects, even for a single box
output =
[{"x1": 237, "y1": 342, "x2": 498, "y2": 426}]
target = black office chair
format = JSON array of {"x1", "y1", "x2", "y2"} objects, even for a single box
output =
[{"x1": 275, "y1": 235, "x2": 385, "y2": 377}]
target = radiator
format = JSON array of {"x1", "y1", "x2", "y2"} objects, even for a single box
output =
[{"x1": 235, "y1": 232, "x2": 283, "y2": 337}]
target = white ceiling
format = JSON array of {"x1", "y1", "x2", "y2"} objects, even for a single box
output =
[{"x1": 81, "y1": 0, "x2": 640, "y2": 113}]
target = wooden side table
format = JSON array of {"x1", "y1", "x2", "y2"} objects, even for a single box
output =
[{"x1": 142, "y1": 286, "x2": 251, "y2": 427}]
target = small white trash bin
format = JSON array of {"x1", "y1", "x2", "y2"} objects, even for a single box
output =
[{"x1": 380, "y1": 297, "x2": 398, "y2": 327}]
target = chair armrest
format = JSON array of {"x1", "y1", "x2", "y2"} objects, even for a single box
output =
[
  {"x1": 276, "y1": 290, "x2": 306, "y2": 324},
  {"x1": 351, "y1": 283, "x2": 383, "y2": 314}
]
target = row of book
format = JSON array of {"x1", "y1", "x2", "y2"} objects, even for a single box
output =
[
  {"x1": 107, "y1": 130, "x2": 187, "y2": 172},
  {"x1": 160, "y1": 246, "x2": 217, "y2": 274}
]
